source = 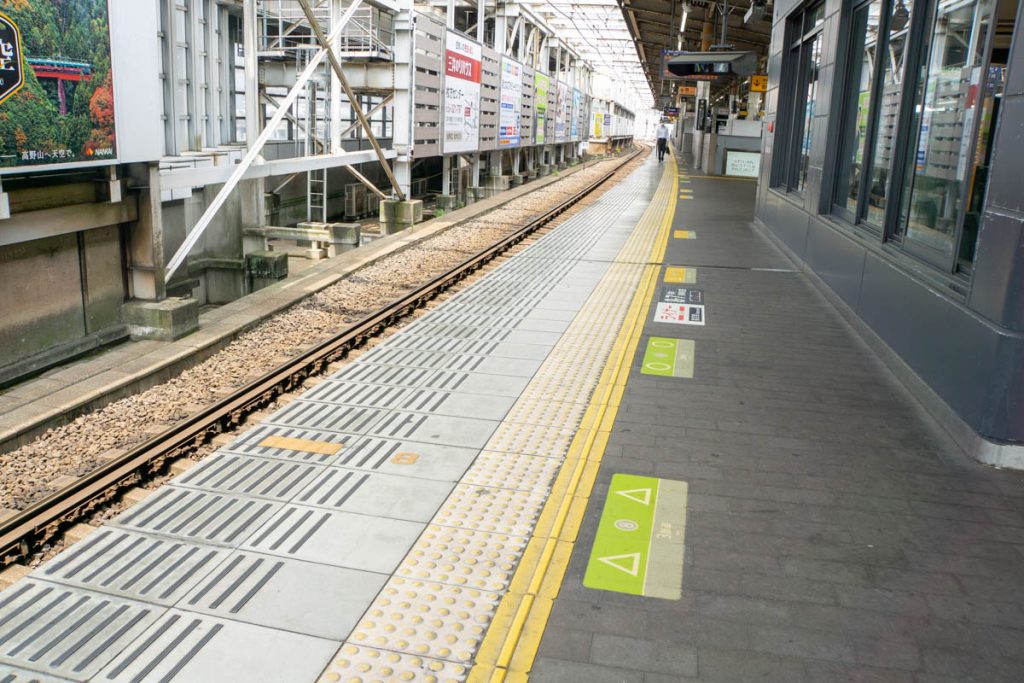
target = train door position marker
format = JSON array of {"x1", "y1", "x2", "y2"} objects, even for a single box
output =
[
  {"x1": 584, "y1": 474, "x2": 688, "y2": 599},
  {"x1": 640, "y1": 337, "x2": 694, "y2": 378}
]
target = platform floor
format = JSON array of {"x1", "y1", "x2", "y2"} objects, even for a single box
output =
[{"x1": 2, "y1": 154, "x2": 1023, "y2": 683}]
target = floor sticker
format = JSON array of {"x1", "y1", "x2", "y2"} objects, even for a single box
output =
[
  {"x1": 640, "y1": 337, "x2": 694, "y2": 378},
  {"x1": 654, "y1": 302, "x2": 705, "y2": 326},
  {"x1": 673, "y1": 230, "x2": 696, "y2": 239},
  {"x1": 583, "y1": 474, "x2": 688, "y2": 599},
  {"x1": 664, "y1": 267, "x2": 696, "y2": 284},
  {"x1": 660, "y1": 286, "x2": 703, "y2": 305}
]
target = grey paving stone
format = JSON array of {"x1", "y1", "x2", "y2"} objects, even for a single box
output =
[
  {"x1": 532, "y1": 658, "x2": 645, "y2": 683},
  {"x1": 590, "y1": 634, "x2": 698, "y2": 677},
  {"x1": 698, "y1": 647, "x2": 808, "y2": 683}
]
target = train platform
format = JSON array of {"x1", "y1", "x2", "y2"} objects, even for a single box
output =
[{"x1": 1, "y1": 152, "x2": 1024, "y2": 683}]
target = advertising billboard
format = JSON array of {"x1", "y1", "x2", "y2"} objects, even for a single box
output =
[
  {"x1": 534, "y1": 72, "x2": 548, "y2": 145},
  {"x1": 499, "y1": 57, "x2": 521, "y2": 147},
  {"x1": 0, "y1": 1, "x2": 117, "y2": 170},
  {"x1": 555, "y1": 81, "x2": 568, "y2": 142},
  {"x1": 443, "y1": 32, "x2": 481, "y2": 154},
  {"x1": 592, "y1": 112, "x2": 603, "y2": 138},
  {"x1": 571, "y1": 89, "x2": 581, "y2": 141}
]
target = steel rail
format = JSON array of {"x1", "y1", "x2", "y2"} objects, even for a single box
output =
[{"x1": 0, "y1": 146, "x2": 643, "y2": 566}]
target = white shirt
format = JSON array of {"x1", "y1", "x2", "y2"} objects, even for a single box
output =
[{"x1": 655, "y1": 124, "x2": 670, "y2": 140}]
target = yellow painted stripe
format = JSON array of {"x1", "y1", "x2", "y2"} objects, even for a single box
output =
[
  {"x1": 471, "y1": 158, "x2": 678, "y2": 682},
  {"x1": 257, "y1": 435, "x2": 343, "y2": 456}
]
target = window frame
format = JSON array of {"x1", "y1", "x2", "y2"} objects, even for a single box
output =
[
  {"x1": 829, "y1": 0, "x2": 1003, "y2": 280},
  {"x1": 889, "y1": 0, "x2": 1002, "y2": 277},
  {"x1": 775, "y1": 2, "x2": 827, "y2": 196}
]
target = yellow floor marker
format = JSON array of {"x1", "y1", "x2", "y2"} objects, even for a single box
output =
[
  {"x1": 664, "y1": 266, "x2": 696, "y2": 284},
  {"x1": 257, "y1": 435, "x2": 343, "y2": 456},
  {"x1": 673, "y1": 230, "x2": 696, "y2": 239}
]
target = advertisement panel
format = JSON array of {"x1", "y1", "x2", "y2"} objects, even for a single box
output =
[
  {"x1": 499, "y1": 57, "x2": 522, "y2": 147},
  {"x1": 443, "y1": 32, "x2": 481, "y2": 154},
  {"x1": 0, "y1": 0, "x2": 117, "y2": 170},
  {"x1": 571, "y1": 89, "x2": 581, "y2": 141},
  {"x1": 534, "y1": 72, "x2": 548, "y2": 145},
  {"x1": 555, "y1": 81, "x2": 568, "y2": 142},
  {"x1": 592, "y1": 112, "x2": 603, "y2": 138}
]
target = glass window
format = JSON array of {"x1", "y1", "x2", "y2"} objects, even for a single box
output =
[
  {"x1": 778, "y1": 3, "x2": 826, "y2": 195},
  {"x1": 831, "y1": 0, "x2": 914, "y2": 227},
  {"x1": 834, "y1": 0, "x2": 882, "y2": 216},
  {"x1": 895, "y1": 0, "x2": 997, "y2": 269},
  {"x1": 866, "y1": 0, "x2": 914, "y2": 226}
]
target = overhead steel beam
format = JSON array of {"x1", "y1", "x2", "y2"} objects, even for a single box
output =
[
  {"x1": 164, "y1": 1, "x2": 363, "y2": 281},
  {"x1": 160, "y1": 148, "x2": 393, "y2": 191},
  {"x1": 296, "y1": 0, "x2": 405, "y2": 200}
]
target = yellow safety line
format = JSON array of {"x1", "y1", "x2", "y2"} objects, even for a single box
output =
[{"x1": 469, "y1": 154, "x2": 678, "y2": 683}]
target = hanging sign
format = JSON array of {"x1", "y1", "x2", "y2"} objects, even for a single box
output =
[
  {"x1": 678, "y1": 86, "x2": 697, "y2": 97},
  {"x1": 499, "y1": 57, "x2": 522, "y2": 147},
  {"x1": 443, "y1": 32, "x2": 481, "y2": 154},
  {"x1": 750, "y1": 74, "x2": 768, "y2": 92}
]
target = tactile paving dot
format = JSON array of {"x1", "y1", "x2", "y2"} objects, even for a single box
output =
[
  {"x1": 460, "y1": 450, "x2": 564, "y2": 493},
  {"x1": 502, "y1": 397, "x2": 588, "y2": 430},
  {"x1": 319, "y1": 644, "x2": 466, "y2": 683},
  {"x1": 432, "y1": 484, "x2": 546, "y2": 537},
  {"x1": 349, "y1": 578, "x2": 500, "y2": 663},
  {"x1": 395, "y1": 524, "x2": 528, "y2": 591},
  {"x1": 484, "y1": 421, "x2": 576, "y2": 458}
]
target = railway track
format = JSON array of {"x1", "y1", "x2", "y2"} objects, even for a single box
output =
[{"x1": 0, "y1": 145, "x2": 644, "y2": 567}]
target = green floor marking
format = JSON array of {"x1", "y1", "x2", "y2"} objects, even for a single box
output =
[
  {"x1": 641, "y1": 337, "x2": 695, "y2": 378},
  {"x1": 583, "y1": 474, "x2": 688, "y2": 599}
]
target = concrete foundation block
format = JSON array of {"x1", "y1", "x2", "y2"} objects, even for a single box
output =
[
  {"x1": 122, "y1": 297, "x2": 199, "y2": 341},
  {"x1": 469, "y1": 187, "x2": 488, "y2": 202},
  {"x1": 246, "y1": 251, "x2": 289, "y2": 279},
  {"x1": 330, "y1": 223, "x2": 361, "y2": 246},
  {"x1": 435, "y1": 195, "x2": 458, "y2": 212},
  {"x1": 537, "y1": 164, "x2": 551, "y2": 177},
  {"x1": 247, "y1": 250, "x2": 289, "y2": 292}
]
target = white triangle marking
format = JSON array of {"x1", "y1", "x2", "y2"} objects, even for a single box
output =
[
  {"x1": 597, "y1": 553, "x2": 641, "y2": 577},
  {"x1": 616, "y1": 488, "x2": 652, "y2": 506}
]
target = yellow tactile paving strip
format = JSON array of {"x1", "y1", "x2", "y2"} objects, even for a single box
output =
[{"x1": 318, "y1": 157, "x2": 677, "y2": 683}]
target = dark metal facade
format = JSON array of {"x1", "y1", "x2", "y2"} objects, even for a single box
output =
[{"x1": 757, "y1": 0, "x2": 1024, "y2": 447}]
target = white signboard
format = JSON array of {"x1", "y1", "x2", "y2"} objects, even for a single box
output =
[
  {"x1": 499, "y1": 58, "x2": 522, "y2": 147},
  {"x1": 724, "y1": 150, "x2": 761, "y2": 178},
  {"x1": 654, "y1": 302, "x2": 706, "y2": 326},
  {"x1": 555, "y1": 81, "x2": 568, "y2": 142},
  {"x1": 443, "y1": 33, "x2": 481, "y2": 154}
]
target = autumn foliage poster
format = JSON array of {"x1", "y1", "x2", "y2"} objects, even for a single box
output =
[{"x1": 0, "y1": 0, "x2": 116, "y2": 168}]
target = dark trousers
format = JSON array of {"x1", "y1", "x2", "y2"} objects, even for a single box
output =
[{"x1": 657, "y1": 138, "x2": 667, "y2": 161}]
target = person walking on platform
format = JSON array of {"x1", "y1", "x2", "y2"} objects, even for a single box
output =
[{"x1": 655, "y1": 120, "x2": 670, "y2": 162}]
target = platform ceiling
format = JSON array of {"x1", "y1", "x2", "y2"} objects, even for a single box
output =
[{"x1": 617, "y1": 0, "x2": 774, "y2": 105}]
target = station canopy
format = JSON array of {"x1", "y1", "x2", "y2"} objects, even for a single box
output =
[
  {"x1": 615, "y1": 0, "x2": 773, "y2": 106},
  {"x1": 527, "y1": 0, "x2": 654, "y2": 109}
]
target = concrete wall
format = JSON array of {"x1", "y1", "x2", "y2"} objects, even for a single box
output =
[{"x1": 756, "y1": 0, "x2": 1024, "y2": 445}]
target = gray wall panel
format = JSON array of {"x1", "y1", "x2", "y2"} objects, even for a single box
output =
[
  {"x1": 804, "y1": 218, "x2": 866, "y2": 309},
  {"x1": 969, "y1": 210, "x2": 1024, "y2": 330},
  {"x1": 857, "y1": 253, "x2": 1010, "y2": 439},
  {"x1": 769, "y1": 192, "x2": 811, "y2": 255}
]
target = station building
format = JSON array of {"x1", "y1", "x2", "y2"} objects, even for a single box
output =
[
  {"x1": 756, "y1": 0, "x2": 1024, "y2": 465},
  {"x1": 0, "y1": 0, "x2": 635, "y2": 385}
]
